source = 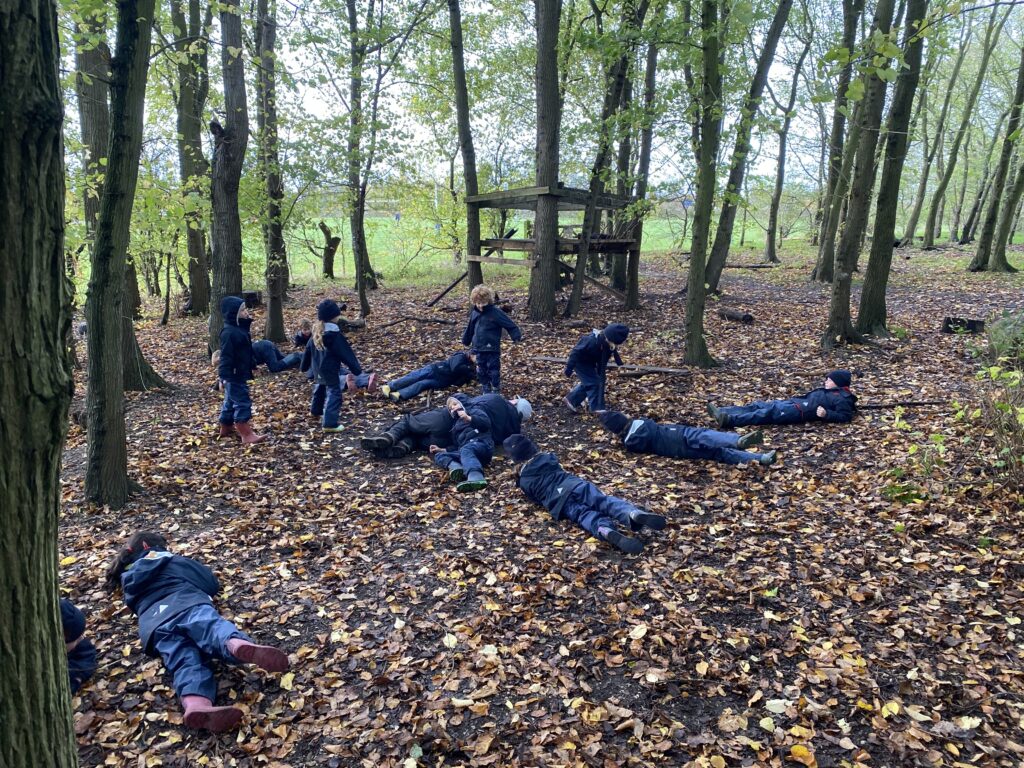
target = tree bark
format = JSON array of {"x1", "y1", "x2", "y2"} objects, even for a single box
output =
[
  {"x1": 74, "y1": 12, "x2": 110, "y2": 238},
  {"x1": 256, "y1": 0, "x2": 288, "y2": 342},
  {"x1": 949, "y1": 129, "x2": 970, "y2": 242},
  {"x1": 171, "y1": 0, "x2": 211, "y2": 316},
  {"x1": 764, "y1": 39, "x2": 810, "y2": 264},
  {"x1": 970, "y1": 44, "x2": 1024, "y2": 273},
  {"x1": 448, "y1": 0, "x2": 484, "y2": 290},
  {"x1": 822, "y1": 0, "x2": 895, "y2": 350},
  {"x1": 319, "y1": 220, "x2": 340, "y2": 278},
  {"x1": 921, "y1": 6, "x2": 1008, "y2": 248},
  {"x1": 704, "y1": 0, "x2": 793, "y2": 294},
  {"x1": 208, "y1": 0, "x2": 248, "y2": 348},
  {"x1": 682, "y1": 0, "x2": 722, "y2": 367},
  {"x1": 855, "y1": 0, "x2": 928, "y2": 336},
  {"x1": 625, "y1": 38, "x2": 659, "y2": 310},
  {"x1": 610, "y1": 75, "x2": 633, "y2": 291},
  {"x1": 989, "y1": 153, "x2": 1024, "y2": 273},
  {"x1": 528, "y1": 0, "x2": 562, "y2": 321},
  {"x1": 960, "y1": 109, "x2": 1007, "y2": 244},
  {"x1": 815, "y1": 99, "x2": 862, "y2": 285},
  {"x1": 0, "y1": 0, "x2": 78, "y2": 762},
  {"x1": 85, "y1": 0, "x2": 157, "y2": 508}
]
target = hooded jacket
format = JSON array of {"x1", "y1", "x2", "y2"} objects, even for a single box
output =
[
  {"x1": 564, "y1": 330, "x2": 622, "y2": 377},
  {"x1": 218, "y1": 296, "x2": 255, "y2": 383},
  {"x1": 619, "y1": 418, "x2": 707, "y2": 458},
  {"x1": 318, "y1": 323, "x2": 362, "y2": 387},
  {"x1": 453, "y1": 393, "x2": 522, "y2": 443},
  {"x1": 515, "y1": 452, "x2": 588, "y2": 520},
  {"x1": 790, "y1": 387, "x2": 858, "y2": 423},
  {"x1": 462, "y1": 304, "x2": 522, "y2": 352},
  {"x1": 120, "y1": 549, "x2": 220, "y2": 655},
  {"x1": 429, "y1": 352, "x2": 476, "y2": 386},
  {"x1": 450, "y1": 403, "x2": 493, "y2": 448}
]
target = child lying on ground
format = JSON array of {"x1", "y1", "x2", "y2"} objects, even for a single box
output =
[
  {"x1": 105, "y1": 531, "x2": 289, "y2": 733},
  {"x1": 707, "y1": 369, "x2": 856, "y2": 427},
  {"x1": 61, "y1": 598, "x2": 97, "y2": 694},
  {"x1": 502, "y1": 434, "x2": 665, "y2": 554},
  {"x1": 430, "y1": 396, "x2": 493, "y2": 492},
  {"x1": 381, "y1": 351, "x2": 476, "y2": 402},
  {"x1": 598, "y1": 411, "x2": 777, "y2": 466}
]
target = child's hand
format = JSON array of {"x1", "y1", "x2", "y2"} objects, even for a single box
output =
[
  {"x1": 816, "y1": 406, "x2": 827, "y2": 418},
  {"x1": 459, "y1": 410, "x2": 472, "y2": 422},
  {"x1": 429, "y1": 444, "x2": 442, "y2": 454},
  {"x1": 218, "y1": 379, "x2": 225, "y2": 392}
]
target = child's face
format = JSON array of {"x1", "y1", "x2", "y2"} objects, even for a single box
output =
[
  {"x1": 474, "y1": 301, "x2": 486, "y2": 312},
  {"x1": 237, "y1": 305, "x2": 251, "y2": 321},
  {"x1": 824, "y1": 377, "x2": 836, "y2": 389}
]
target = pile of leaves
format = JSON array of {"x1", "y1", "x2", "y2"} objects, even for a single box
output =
[{"x1": 60, "y1": 252, "x2": 1024, "y2": 767}]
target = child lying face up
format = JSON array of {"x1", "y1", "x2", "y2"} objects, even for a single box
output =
[{"x1": 707, "y1": 369, "x2": 857, "y2": 428}]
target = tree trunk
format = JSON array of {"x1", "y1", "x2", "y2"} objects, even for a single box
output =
[
  {"x1": 950, "y1": 129, "x2": 970, "y2": 242},
  {"x1": 256, "y1": 0, "x2": 287, "y2": 342},
  {"x1": 1010, "y1": 192, "x2": 1024, "y2": 245},
  {"x1": 960, "y1": 109, "x2": 1008, "y2": 245},
  {"x1": 171, "y1": 0, "x2": 211, "y2": 315},
  {"x1": 815, "y1": 99, "x2": 862, "y2": 284},
  {"x1": 765, "y1": 40, "x2": 810, "y2": 264},
  {"x1": 625, "y1": 38, "x2": 659, "y2": 310},
  {"x1": 921, "y1": 6, "x2": 1008, "y2": 249},
  {"x1": 855, "y1": 0, "x2": 927, "y2": 336},
  {"x1": 528, "y1": 0, "x2": 562, "y2": 321},
  {"x1": 989, "y1": 154, "x2": 1024, "y2": 272},
  {"x1": 319, "y1": 220, "x2": 340, "y2": 278},
  {"x1": 74, "y1": 11, "x2": 110, "y2": 238},
  {"x1": 704, "y1": 0, "x2": 792, "y2": 293},
  {"x1": 822, "y1": 0, "x2": 895, "y2": 350},
  {"x1": 208, "y1": 0, "x2": 248, "y2": 349},
  {"x1": 0, "y1": 1, "x2": 78, "y2": 762},
  {"x1": 610, "y1": 74, "x2": 633, "y2": 291},
  {"x1": 970, "y1": 44, "x2": 1024, "y2": 272},
  {"x1": 448, "y1": 0, "x2": 484, "y2": 290},
  {"x1": 683, "y1": 0, "x2": 722, "y2": 367},
  {"x1": 85, "y1": 0, "x2": 157, "y2": 507}
]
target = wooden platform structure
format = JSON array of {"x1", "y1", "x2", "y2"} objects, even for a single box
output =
[{"x1": 464, "y1": 184, "x2": 639, "y2": 301}]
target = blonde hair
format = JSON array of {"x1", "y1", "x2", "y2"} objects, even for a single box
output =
[
  {"x1": 470, "y1": 284, "x2": 495, "y2": 306},
  {"x1": 210, "y1": 350, "x2": 221, "y2": 366},
  {"x1": 299, "y1": 319, "x2": 312, "y2": 332},
  {"x1": 313, "y1": 320, "x2": 327, "y2": 350}
]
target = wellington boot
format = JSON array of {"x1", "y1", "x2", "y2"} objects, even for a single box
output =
[
  {"x1": 181, "y1": 696, "x2": 243, "y2": 732},
  {"x1": 235, "y1": 422, "x2": 268, "y2": 444},
  {"x1": 737, "y1": 430, "x2": 764, "y2": 449},
  {"x1": 226, "y1": 639, "x2": 290, "y2": 672},
  {"x1": 604, "y1": 530, "x2": 644, "y2": 554},
  {"x1": 217, "y1": 423, "x2": 238, "y2": 440}
]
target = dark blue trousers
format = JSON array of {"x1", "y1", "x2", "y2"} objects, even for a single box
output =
[
  {"x1": 219, "y1": 382, "x2": 253, "y2": 424},
  {"x1": 310, "y1": 382, "x2": 326, "y2": 416},
  {"x1": 252, "y1": 340, "x2": 300, "y2": 373},
  {"x1": 476, "y1": 351, "x2": 501, "y2": 394},
  {"x1": 660, "y1": 426, "x2": 761, "y2": 465},
  {"x1": 388, "y1": 365, "x2": 445, "y2": 400},
  {"x1": 151, "y1": 604, "x2": 252, "y2": 700},
  {"x1": 566, "y1": 365, "x2": 606, "y2": 411},
  {"x1": 434, "y1": 438, "x2": 494, "y2": 474},
  {"x1": 719, "y1": 400, "x2": 803, "y2": 427},
  {"x1": 559, "y1": 483, "x2": 640, "y2": 537},
  {"x1": 68, "y1": 638, "x2": 97, "y2": 694},
  {"x1": 323, "y1": 385, "x2": 343, "y2": 427}
]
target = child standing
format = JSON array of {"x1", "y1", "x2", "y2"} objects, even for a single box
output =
[
  {"x1": 707, "y1": 369, "x2": 857, "y2": 427},
  {"x1": 462, "y1": 285, "x2": 522, "y2": 394},
  {"x1": 598, "y1": 411, "x2": 776, "y2": 466},
  {"x1": 502, "y1": 435, "x2": 665, "y2": 554},
  {"x1": 563, "y1": 323, "x2": 630, "y2": 413},
  {"x1": 217, "y1": 296, "x2": 266, "y2": 444},
  {"x1": 61, "y1": 598, "x2": 98, "y2": 694},
  {"x1": 381, "y1": 351, "x2": 476, "y2": 402},
  {"x1": 105, "y1": 531, "x2": 289, "y2": 733},
  {"x1": 313, "y1": 299, "x2": 363, "y2": 432},
  {"x1": 430, "y1": 396, "x2": 494, "y2": 492}
]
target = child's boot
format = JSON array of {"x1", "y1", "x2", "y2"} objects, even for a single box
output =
[
  {"x1": 737, "y1": 430, "x2": 764, "y2": 449},
  {"x1": 380, "y1": 437, "x2": 415, "y2": 459},
  {"x1": 235, "y1": 422, "x2": 268, "y2": 444},
  {"x1": 629, "y1": 509, "x2": 667, "y2": 532},
  {"x1": 380, "y1": 384, "x2": 392, "y2": 399},
  {"x1": 601, "y1": 527, "x2": 644, "y2": 554},
  {"x1": 447, "y1": 463, "x2": 466, "y2": 483},
  {"x1": 707, "y1": 403, "x2": 728, "y2": 428},
  {"x1": 366, "y1": 372, "x2": 378, "y2": 391},
  {"x1": 456, "y1": 470, "x2": 487, "y2": 493},
  {"x1": 181, "y1": 696, "x2": 244, "y2": 732},
  {"x1": 758, "y1": 449, "x2": 778, "y2": 466},
  {"x1": 226, "y1": 638, "x2": 290, "y2": 672},
  {"x1": 322, "y1": 424, "x2": 345, "y2": 433},
  {"x1": 346, "y1": 373, "x2": 358, "y2": 392},
  {"x1": 217, "y1": 423, "x2": 238, "y2": 440},
  {"x1": 361, "y1": 433, "x2": 394, "y2": 451},
  {"x1": 563, "y1": 396, "x2": 578, "y2": 413}
]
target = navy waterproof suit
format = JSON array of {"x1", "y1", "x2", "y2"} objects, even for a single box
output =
[
  {"x1": 619, "y1": 418, "x2": 762, "y2": 465},
  {"x1": 61, "y1": 599, "x2": 97, "y2": 694},
  {"x1": 462, "y1": 305, "x2": 521, "y2": 393},
  {"x1": 252, "y1": 340, "x2": 301, "y2": 373},
  {"x1": 317, "y1": 323, "x2": 362, "y2": 428},
  {"x1": 453, "y1": 393, "x2": 523, "y2": 444},
  {"x1": 387, "y1": 352, "x2": 476, "y2": 401},
  {"x1": 565, "y1": 331, "x2": 623, "y2": 411},
  {"x1": 380, "y1": 408, "x2": 456, "y2": 453},
  {"x1": 120, "y1": 550, "x2": 253, "y2": 701},
  {"x1": 516, "y1": 452, "x2": 643, "y2": 539},
  {"x1": 719, "y1": 387, "x2": 857, "y2": 427},
  {"x1": 218, "y1": 297, "x2": 256, "y2": 425},
  {"x1": 434, "y1": 404, "x2": 494, "y2": 475}
]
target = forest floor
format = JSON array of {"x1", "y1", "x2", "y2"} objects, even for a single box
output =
[{"x1": 60, "y1": 245, "x2": 1024, "y2": 768}]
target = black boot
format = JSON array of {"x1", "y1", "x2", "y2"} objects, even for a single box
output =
[
  {"x1": 604, "y1": 529, "x2": 644, "y2": 554},
  {"x1": 758, "y1": 449, "x2": 778, "y2": 466},
  {"x1": 361, "y1": 433, "x2": 394, "y2": 451},
  {"x1": 737, "y1": 430, "x2": 764, "y2": 449},
  {"x1": 380, "y1": 437, "x2": 414, "y2": 459},
  {"x1": 707, "y1": 403, "x2": 728, "y2": 428},
  {"x1": 629, "y1": 509, "x2": 666, "y2": 532}
]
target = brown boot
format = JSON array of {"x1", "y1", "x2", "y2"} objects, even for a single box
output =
[
  {"x1": 217, "y1": 423, "x2": 238, "y2": 440},
  {"x1": 235, "y1": 422, "x2": 267, "y2": 444},
  {"x1": 181, "y1": 695, "x2": 243, "y2": 732},
  {"x1": 226, "y1": 638, "x2": 290, "y2": 672}
]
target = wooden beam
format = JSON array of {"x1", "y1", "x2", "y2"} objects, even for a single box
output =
[
  {"x1": 468, "y1": 254, "x2": 537, "y2": 266},
  {"x1": 556, "y1": 259, "x2": 626, "y2": 300},
  {"x1": 531, "y1": 355, "x2": 689, "y2": 375}
]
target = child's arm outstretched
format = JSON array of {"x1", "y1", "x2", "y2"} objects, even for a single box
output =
[{"x1": 496, "y1": 308, "x2": 522, "y2": 342}]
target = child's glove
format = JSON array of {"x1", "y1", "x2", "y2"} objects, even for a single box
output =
[{"x1": 816, "y1": 406, "x2": 827, "y2": 418}]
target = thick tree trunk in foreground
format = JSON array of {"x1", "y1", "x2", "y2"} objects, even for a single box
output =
[
  {"x1": 448, "y1": 0, "x2": 484, "y2": 290},
  {"x1": 704, "y1": 0, "x2": 793, "y2": 293},
  {"x1": 683, "y1": 0, "x2": 722, "y2": 367},
  {"x1": 0, "y1": 1, "x2": 77, "y2": 763},
  {"x1": 208, "y1": 0, "x2": 247, "y2": 349},
  {"x1": 85, "y1": 0, "x2": 157, "y2": 507},
  {"x1": 528, "y1": 0, "x2": 562, "y2": 320},
  {"x1": 856, "y1": 0, "x2": 928, "y2": 336},
  {"x1": 970, "y1": 44, "x2": 1024, "y2": 273}
]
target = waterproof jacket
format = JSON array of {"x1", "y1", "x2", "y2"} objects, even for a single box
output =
[
  {"x1": 293, "y1": 330, "x2": 312, "y2": 349},
  {"x1": 120, "y1": 550, "x2": 220, "y2": 655},
  {"x1": 791, "y1": 387, "x2": 857, "y2": 423},
  {"x1": 450, "y1": 404, "x2": 493, "y2": 448},
  {"x1": 318, "y1": 323, "x2": 362, "y2": 387},
  {"x1": 430, "y1": 352, "x2": 476, "y2": 386},
  {"x1": 564, "y1": 330, "x2": 622, "y2": 377},
  {"x1": 218, "y1": 296, "x2": 255, "y2": 383},
  {"x1": 516, "y1": 452, "x2": 588, "y2": 520},
  {"x1": 621, "y1": 418, "x2": 690, "y2": 457},
  {"x1": 462, "y1": 304, "x2": 522, "y2": 352},
  {"x1": 300, "y1": 338, "x2": 323, "y2": 380},
  {"x1": 404, "y1": 408, "x2": 457, "y2": 449},
  {"x1": 454, "y1": 393, "x2": 522, "y2": 443}
]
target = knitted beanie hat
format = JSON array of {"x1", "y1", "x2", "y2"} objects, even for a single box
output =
[
  {"x1": 316, "y1": 299, "x2": 342, "y2": 322},
  {"x1": 604, "y1": 323, "x2": 630, "y2": 345},
  {"x1": 827, "y1": 369, "x2": 852, "y2": 388},
  {"x1": 598, "y1": 410, "x2": 630, "y2": 435},
  {"x1": 503, "y1": 434, "x2": 539, "y2": 463}
]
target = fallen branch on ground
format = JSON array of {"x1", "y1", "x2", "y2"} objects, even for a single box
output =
[
  {"x1": 377, "y1": 315, "x2": 458, "y2": 330},
  {"x1": 531, "y1": 356, "x2": 690, "y2": 375},
  {"x1": 859, "y1": 400, "x2": 946, "y2": 410}
]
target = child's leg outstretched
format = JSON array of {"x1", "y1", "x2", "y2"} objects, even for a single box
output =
[
  {"x1": 476, "y1": 352, "x2": 500, "y2": 394},
  {"x1": 561, "y1": 484, "x2": 648, "y2": 554},
  {"x1": 593, "y1": 490, "x2": 666, "y2": 533},
  {"x1": 455, "y1": 439, "x2": 492, "y2": 492},
  {"x1": 225, "y1": 382, "x2": 267, "y2": 444},
  {"x1": 310, "y1": 382, "x2": 327, "y2": 416},
  {"x1": 434, "y1": 449, "x2": 466, "y2": 483}
]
